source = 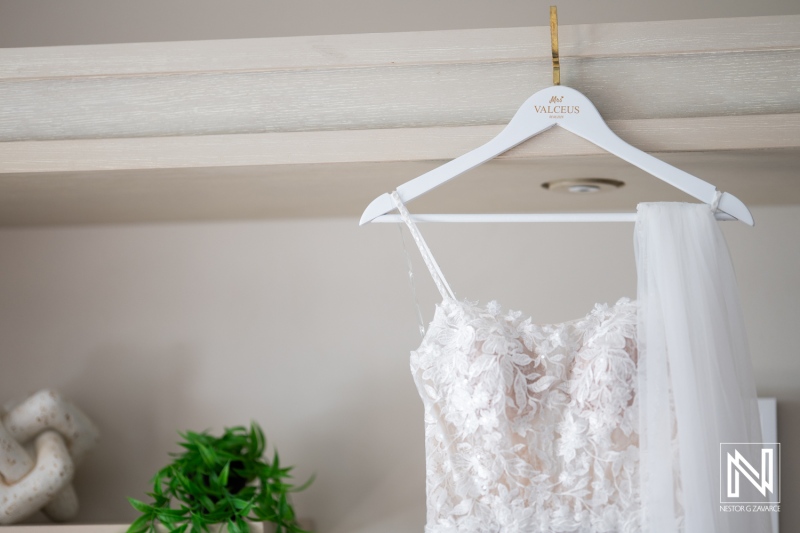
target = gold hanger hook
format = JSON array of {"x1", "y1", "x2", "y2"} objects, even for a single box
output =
[{"x1": 550, "y1": 6, "x2": 560, "y2": 86}]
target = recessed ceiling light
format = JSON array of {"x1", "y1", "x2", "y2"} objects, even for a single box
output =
[
  {"x1": 568, "y1": 184, "x2": 601, "y2": 193},
  {"x1": 541, "y1": 178, "x2": 625, "y2": 194}
]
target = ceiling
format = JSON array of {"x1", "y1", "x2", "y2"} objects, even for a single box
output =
[{"x1": 2, "y1": 0, "x2": 800, "y2": 48}]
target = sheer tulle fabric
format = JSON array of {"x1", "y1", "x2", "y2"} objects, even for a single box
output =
[
  {"x1": 393, "y1": 192, "x2": 766, "y2": 533},
  {"x1": 636, "y1": 203, "x2": 769, "y2": 533}
]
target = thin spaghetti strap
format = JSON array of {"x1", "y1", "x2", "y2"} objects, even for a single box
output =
[{"x1": 391, "y1": 191, "x2": 456, "y2": 301}]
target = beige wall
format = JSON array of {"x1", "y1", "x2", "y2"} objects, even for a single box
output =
[{"x1": 0, "y1": 205, "x2": 797, "y2": 531}]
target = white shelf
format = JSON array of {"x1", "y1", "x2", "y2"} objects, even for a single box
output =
[{"x1": 0, "y1": 15, "x2": 799, "y2": 225}]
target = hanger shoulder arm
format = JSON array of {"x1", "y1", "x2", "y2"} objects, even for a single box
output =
[
  {"x1": 359, "y1": 121, "x2": 556, "y2": 224},
  {"x1": 397, "y1": 122, "x2": 556, "y2": 202},
  {"x1": 563, "y1": 122, "x2": 754, "y2": 225}
]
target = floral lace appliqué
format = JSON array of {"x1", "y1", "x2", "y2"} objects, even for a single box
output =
[{"x1": 411, "y1": 298, "x2": 641, "y2": 533}]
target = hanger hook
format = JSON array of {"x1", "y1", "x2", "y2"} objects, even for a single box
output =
[{"x1": 550, "y1": 6, "x2": 560, "y2": 86}]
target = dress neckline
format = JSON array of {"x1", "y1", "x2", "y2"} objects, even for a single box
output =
[{"x1": 418, "y1": 296, "x2": 637, "y2": 350}]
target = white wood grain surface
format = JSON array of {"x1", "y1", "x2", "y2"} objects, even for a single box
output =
[
  {"x1": 1, "y1": 114, "x2": 798, "y2": 174},
  {"x1": 2, "y1": 15, "x2": 797, "y2": 79},
  {"x1": 0, "y1": 16, "x2": 798, "y2": 142},
  {"x1": 3, "y1": 50, "x2": 799, "y2": 142},
  {"x1": 0, "y1": 15, "x2": 798, "y2": 225}
]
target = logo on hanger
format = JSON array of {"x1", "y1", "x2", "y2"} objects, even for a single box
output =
[
  {"x1": 720, "y1": 442, "x2": 780, "y2": 507},
  {"x1": 535, "y1": 96, "x2": 579, "y2": 118}
]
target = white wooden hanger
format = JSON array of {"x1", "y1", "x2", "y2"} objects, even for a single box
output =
[{"x1": 360, "y1": 8, "x2": 753, "y2": 226}]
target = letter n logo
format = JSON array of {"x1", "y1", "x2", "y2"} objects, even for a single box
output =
[
  {"x1": 720, "y1": 443, "x2": 780, "y2": 503},
  {"x1": 728, "y1": 448, "x2": 773, "y2": 497}
]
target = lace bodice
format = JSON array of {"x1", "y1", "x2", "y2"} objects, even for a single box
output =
[
  {"x1": 391, "y1": 192, "x2": 642, "y2": 533},
  {"x1": 414, "y1": 297, "x2": 640, "y2": 533}
]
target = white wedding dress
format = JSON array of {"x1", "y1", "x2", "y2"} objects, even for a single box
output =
[{"x1": 391, "y1": 192, "x2": 769, "y2": 533}]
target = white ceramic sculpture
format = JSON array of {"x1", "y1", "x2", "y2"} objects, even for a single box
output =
[{"x1": 0, "y1": 389, "x2": 99, "y2": 524}]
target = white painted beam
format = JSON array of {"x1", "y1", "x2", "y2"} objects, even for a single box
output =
[
  {"x1": 0, "y1": 16, "x2": 798, "y2": 142},
  {"x1": 0, "y1": 16, "x2": 799, "y2": 225},
  {"x1": 1, "y1": 114, "x2": 798, "y2": 174}
]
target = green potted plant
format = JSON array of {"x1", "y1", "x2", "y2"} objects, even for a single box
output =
[{"x1": 127, "y1": 422, "x2": 313, "y2": 533}]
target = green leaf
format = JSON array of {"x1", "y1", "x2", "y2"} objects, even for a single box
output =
[
  {"x1": 197, "y1": 442, "x2": 217, "y2": 467},
  {"x1": 128, "y1": 422, "x2": 310, "y2": 533},
  {"x1": 228, "y1": 498, "x2": 246, "y2": 510},
  {"x1": 219, "y1": 461, "x2": 231, "y2": 488},
  {"x1": 128, "y1": 498, "x2": 154, "y2": 515},
  {"x1": 127, "y1": 513, "x2": 152, "y2": 533},
  {"x1": 191, "y1": 513, "x2": 204, "y2": 532},
  {"x1": 199, "y1": 494, "x2": 216, "y2": 513},
  {"x1": 272, "y1": 450, "x2": 280, "y2": 471},
  {"x1": 292, "y1": 472, "x2": 316, "y2": 493}
]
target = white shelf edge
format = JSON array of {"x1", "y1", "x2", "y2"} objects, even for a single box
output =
[
  {"x1": 2, "y1": 15, "x2": 798, "y2": 80},
  {"x1": 1, "y1": 114, "x2": 798, "y2": 175}
]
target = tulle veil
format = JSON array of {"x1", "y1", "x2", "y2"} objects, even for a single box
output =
[{"x1": 635, "y1": 202, "x2": 771, "y2": 533}]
